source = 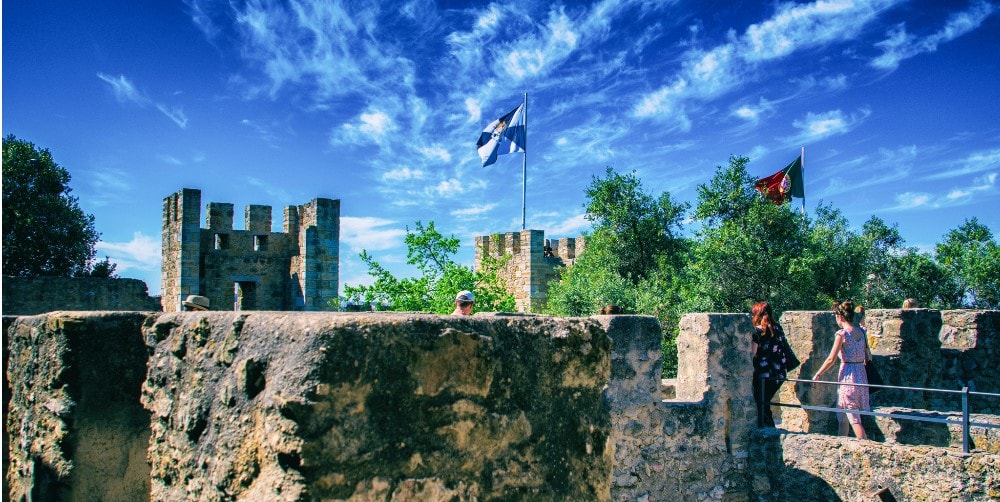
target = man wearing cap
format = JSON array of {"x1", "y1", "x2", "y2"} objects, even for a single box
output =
[{"x1": 452, "y1": 290, "x2": 475, "y2": 316}]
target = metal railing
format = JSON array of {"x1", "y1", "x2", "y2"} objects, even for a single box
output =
[{"x1": 760, "y1": 375, "x2": 1000, "y2": 453}]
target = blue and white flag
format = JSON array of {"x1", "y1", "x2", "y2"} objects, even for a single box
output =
[{"x1": 477, "y1": 103, "x2": 526, "y2": 167}]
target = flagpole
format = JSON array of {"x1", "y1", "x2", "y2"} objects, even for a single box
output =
[
  {"x1": 521, "y1": 92, "x2": 527, "y2": 230},
  {"x1": 800, "y1": 146, "x2": 805, "y2": 216}
]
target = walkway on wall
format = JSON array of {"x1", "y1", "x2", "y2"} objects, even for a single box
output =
[{"x1": 766, "y1": 376, "x2": 1000, "y2": 453}]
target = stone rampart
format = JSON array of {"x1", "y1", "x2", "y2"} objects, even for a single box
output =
[
  {"x1": 612, "y1": 313, "x2": 758, "y2": 500},
  {"x1": 1, "y1": 276, "x2": 159, "y2": 315},
  {"x1": 752, "y1": 430, "x2": 999, "y2": 500},
  {"x1": 5, "y1": 312, "x2": 153, "y2": 501},
  {"x1": 777, "y1": 309, "x2": 998, "y2": 435},
  {"x1": 4, "y1": 310, "x2": 998, "y2": 500},
  {"x1": 475, "y1": 230, "x2": 584, "y2": 313}
]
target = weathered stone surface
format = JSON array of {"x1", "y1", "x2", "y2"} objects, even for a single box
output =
[
  {"x1": 475, "y1": 230, "x2": 585, "y2": 314},
  {"x1": 752, "y1": 429, "x2": 1000, "y2": 501},
  {"x1": 779, "y1": 309, "x2": 961, "y2": 434},
  {"x1": 873, "y1": 407, "x2": 1000, "y2": 453},
  {"x1": 940, "y1": 310, "x2": 1000, "y2": 411},
  {"x1": 612, "y1": 313, "x2": 757, "y2": 501},
  {"x1": 161, "y1": 189, "x2": 340, "y2": 313},
  {"x1": 139, "y1": 311, "x2": 613, "y2": 501},
  {"x1": 5, "y1": 312, "x2": 153, "y2": 501},
  {"x1": 2, "y1": 276, "x2": 159, "y2": 315},
  {"x1": 774, "y1": 310, "x2": 840, "y2": 434},
  {"x1": 865, "y1": 308, "x2": 944, "y2": 410},
  {"x1": 5, "y1": 309, "x2": 999, "y2": 500}
]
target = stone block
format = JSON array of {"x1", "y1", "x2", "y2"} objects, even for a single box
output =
[{"x1": 5, "y1": 312, "x2": 153, "y2": 501}]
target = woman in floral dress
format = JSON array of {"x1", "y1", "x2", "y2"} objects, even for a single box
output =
[
  {"x1": 813, "y1": 300, "x2": 871, "y2": 439},
  {"x1": 751, "y1": 301, "x2": 793, "y2": 427}
]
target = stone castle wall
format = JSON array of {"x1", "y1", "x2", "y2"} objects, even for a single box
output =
[
  {"x1": 4, "y1": 310, "x2": 998, "y2": 500},
  {"x1": 1, "y1": 276, "x2": 159, "y2": 315},
  {"x1": 776, "y1": 309, "x2": 1000, "y2": 435},
  {"x1": 161, "y1": 188, "x2": 340, "y2": 313},
  {"x1": 474, "y1": 230, "x2": 584, "y2": 313}
]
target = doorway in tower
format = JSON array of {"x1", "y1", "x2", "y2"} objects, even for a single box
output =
[{"x1": 234, "y1": 281, "x2": 257, "y2": 310}]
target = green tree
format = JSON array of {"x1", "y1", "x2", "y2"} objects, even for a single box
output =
[
  {"x1": 788, "y1": 205, "x2": 868, "y2": 309},
  {"x1": 884, "y1": 250, "x2": 959, "y2": 309},
  {"x1": 3, "y1": 134, "x2": 100, "y2": 276},
  {"x1": 935, "y1": 218, "x2": 1000, "y2": 309},
  {"x1": 78, "y1": 256, "x2": 119, "y2": 279},
  {"x1": 685, "y1": 155, "x2": 810, "y2": 314},
  {"x1": 340, "y1": 221, "x2": 516, "y2": 313},
  {"x1": 546, "y1": 167, "x2": 689, "y2": 376},
  {"x1": 583, "y1": 167, "x2": 689, "y2": 283}
]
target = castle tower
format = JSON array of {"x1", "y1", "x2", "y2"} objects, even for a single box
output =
[
  {"x1": 162, "y1": 189, "x2": 203, "y2": 313},
  {"x1": 161, "y1": 189, "x2": 340, "y2": 312},
  {"x1": 289, "y1": 198, "x2": 340, "y2": 311},
  {"x1": 475, "y1": 229, "x2": 585, "y2": 313}
]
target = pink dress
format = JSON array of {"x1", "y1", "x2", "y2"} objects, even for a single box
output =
[{"x1": 836, "y1": 328, "x2": 870, "y2": 424}]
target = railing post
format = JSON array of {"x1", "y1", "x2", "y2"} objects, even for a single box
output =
[{"x1": 962, "y1": 386, "x2": 970, "y2": 454}]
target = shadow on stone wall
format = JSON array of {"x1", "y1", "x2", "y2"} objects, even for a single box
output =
[{"x1": 5, "y1": 312, "x2": 152, "y2": 501}]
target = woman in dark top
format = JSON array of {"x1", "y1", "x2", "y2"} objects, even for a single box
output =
[{"x1": 751, "y1": 301, "x2": 792, "y2": 427}]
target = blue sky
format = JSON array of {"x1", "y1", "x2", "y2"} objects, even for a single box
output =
[{"x1": 4, "y1": 0, "x2": 999, "y2": 296}]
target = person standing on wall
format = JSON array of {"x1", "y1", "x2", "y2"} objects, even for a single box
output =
[
  {"x1": 452, "y1": 290, "x2": 475, "y2": 316},
  {"x1": 750, "y1": 301, "x2": 797, "y2": 427},
  {"x1": 813, "y1": 300, "x2": 871, "y2": 439}
]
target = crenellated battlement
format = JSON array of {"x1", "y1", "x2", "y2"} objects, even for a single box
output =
[
  {"x1": 475, "y1": 229, "x2": 585, "y2": 313},
  {"x1": 161, "y1": 188, "x2": 340, "y2": 313}
]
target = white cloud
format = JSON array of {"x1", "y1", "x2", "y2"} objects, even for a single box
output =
[
  {"x1": 156, "y1": 104, "x2": 189, "y2": 129},
  {"x1": 335, "y1": 108, "x2": 398, "y2": 146},
  {"x1": 359, "y1": 111, "x2": 394, "y2": 138},
  {"x1": 893, "y1": 192, "x2": 933, "y2": 209},
  {"x1": 946, "y1": 172, "x2": 997, "y2": 200},
  {"x1": 340, "y1": 216, "x2": 406, "y2": 252},
  {"x1": 89, "y1": 167, "x2": 132, "y2": 193},
  {"x1": 545, "y1": 213, "x2": 591, "y2": 237},
  {"x1": 788, "y1": 107, "x2": 871, "y2": 143},
  {"x1": 418, "y1": 145, "x2": 452, "y2": 163},
  {"x1": 465, "y1": 97, "x2": 482, "y2": 123},
  {"x1": 96, "y1": 232, "x2": 161, "y2": 274},
  {"x1": 382, "y1": 167, "x2": 425, "y2": 181},
  {"x1": 97, "y1": 73, "x2": 187, "y2": 129},
  {"x1": 632, "y1": 0, "x2": 900, "y2": 126},
  {"x1": 97, "y1": 73, "x2": 147, "y2": 104},
  {"x1": 497, "y1": 8, "x2": 579, "y2": 81},
  {"x1": 431, "y1": 178, "x2": 465, "y2": 197},
  {"x1": 923, "y1": 148, "x2": 1000, "y2": 181},
  {"x1": 732, "y1": 98, "x2": 774, "y2": 123},
  {"x1": 872, "y1": 1, "x2": 997, "y2": 71},
  {"x1": 451, "y1": 203, "x2": 497, "y2": 217}
]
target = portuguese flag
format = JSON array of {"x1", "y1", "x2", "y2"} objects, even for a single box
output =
[{"x1": 755, "y1": 156, "x2": 804, "y2": 205}]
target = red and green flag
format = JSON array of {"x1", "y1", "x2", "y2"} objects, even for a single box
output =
[{"x1": 755, "y1": 156, "x2": 804, "y2": 205}]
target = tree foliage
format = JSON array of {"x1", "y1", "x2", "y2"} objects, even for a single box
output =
[
  {"x1": 685, "y1": 156, "x2": 812, "y2": 314},
  {"x1": 936, "y1": 218, "x2": 1000, "y2": 309},
  {"x1": 546, "y1": 168, "x2": 689, "y2": 376},
  {"x1": 3, "y1": 135, "x2": 100, "y2": 277},
  {"x1": 340, "y1": 221, "x2": 516, "y2": 313},
  {"x1": 543, "y1": 156, "x2": 997, "y2": 376}
]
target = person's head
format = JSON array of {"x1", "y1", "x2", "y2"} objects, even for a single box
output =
[
  {"x1": 832, "y1": 300, "x2": 856, "y2": 324},
  {"x1": 902, "y1": 298, "x2": 920, "y2": 309},
  {"x1": 751, "y1": 301, "x2": 776, "y2": 336},
  {"x1": 182, "y1": 295, "x2": 210, "y2": 311},
  {"x1": 599, "y1": 304, "x2": 623, "y2": 315},
  {"x1": 454, "y1": 290, "x2": 475, "y2": 315}
]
